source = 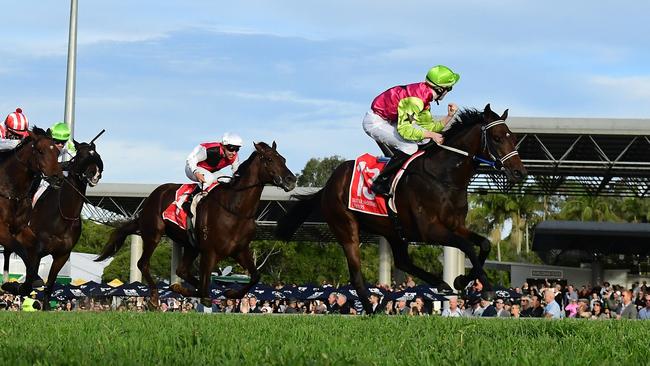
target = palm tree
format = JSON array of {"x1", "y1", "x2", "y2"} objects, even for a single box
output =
[
  {"x1": 614, "y1": 197, "x2": 650, "y2": 223},
  {"x1": 557, "y1": 196, "x2": 621, "y2": 222}
]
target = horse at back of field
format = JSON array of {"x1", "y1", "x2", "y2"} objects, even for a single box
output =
[{"x1": 0, "y1": 127, "x2": 63, "y2": 294}]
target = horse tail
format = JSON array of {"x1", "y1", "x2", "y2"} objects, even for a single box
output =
[
  {"x1": 275, "y1": 190, "x2": 323, "y2": 242},
  {"x1": 95, "y1": 219, "x2": 140, "y2": 262}
]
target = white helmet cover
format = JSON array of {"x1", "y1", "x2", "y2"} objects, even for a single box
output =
[{"x1": 221, "y1": 132, "x2": 243, "y2": 147}]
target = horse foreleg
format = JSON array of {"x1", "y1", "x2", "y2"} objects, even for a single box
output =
[
  {"x1": 15, "y1": 228, "x2": 44, "y2": 294},
  {"x1": 3, "y1": 248, "x2": 11, "y2": 283},
  {"x1": 423, "y1": 225, "x2": 489, "y2": 290},
  {"x1": 176, "y1": 247, "x2": 200, "y2": 288},
  {"x1": 197, "y1": 249, "x2": 220, "y2": 307},
  {"x1": 455, "y1": 227, "x2": 491, "y2": 268},
  {"x1": 388, "y1": 239, "x2": 452, "y2": 292},
  {"x1": 225, "y1": 248, "x2": 260, "y2": 300},
  {"x1": 42, "y1": 253, "x2": 71, "y2": 311},
  {"x1": 170, "y1": 248, "x2": 200, "y2": 298}
]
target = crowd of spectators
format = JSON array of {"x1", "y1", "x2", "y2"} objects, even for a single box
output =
[
  {"x1": 444, "y1": 279, "x2": 650, "y2": 320},
  {"x1": 2, "y1": 277, "x2": 650, "y2": 319}
]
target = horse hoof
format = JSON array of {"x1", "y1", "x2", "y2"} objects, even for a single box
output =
[
  {"x1": 200, "y1": 297, "x2": 212, "y2": 307},
  {"x1": 32, "y1": 279, "x2": 45, "y2": 289},
  {"x1": 453, "y1": 275, "x2": 470, "y2": 291},
  {"x1": 148, "y1": 299, "x2": 160, "y2": 311},
  {"x1": 1, "y1": 282, "x2": 21, "y2": 295},
  {"x1": 437, "y1": 281, "x2": 453, "y2": 293}
]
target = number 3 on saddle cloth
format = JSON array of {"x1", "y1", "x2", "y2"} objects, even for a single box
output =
[
  {"x1": 348, "y1": 152, "x2": 424, "y2": 216},
  {"x1": 162, "y1": 182, "x2": 220, "y2": 231}
]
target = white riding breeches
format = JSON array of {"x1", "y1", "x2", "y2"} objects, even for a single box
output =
[{"x1": 362, "y1": 110, "x2": 430, "y2": 155}]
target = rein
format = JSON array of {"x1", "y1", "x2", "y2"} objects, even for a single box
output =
[{"x1": 434, "y1": 119, "x2": 519, "y2": 170}]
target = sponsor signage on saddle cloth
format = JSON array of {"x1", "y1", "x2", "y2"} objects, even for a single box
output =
[
  {"x1": 162, "y1": 182, "x2": 219, "y2": 230},
  {"x1": 348, "y1": 153, "x2": 389, "y2": 216},
  {"x1": 348, "y1": 151, "x2": 425, "y2": 216}
]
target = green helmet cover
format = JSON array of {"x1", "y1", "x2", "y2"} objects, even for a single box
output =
[
  {"x1": 51, "y1": 122, "x2": 71, "y2": 140},
  {"x1": 425, "y1": 65, "x2": 460, "y2": 88}
]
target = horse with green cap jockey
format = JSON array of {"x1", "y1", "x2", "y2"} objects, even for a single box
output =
[
  {"x1": 32, "y1": 122, "x2": 77, "y2": 205},
  {"x1": 363, "y1": 65, "x2": 460, "y2": 195}
]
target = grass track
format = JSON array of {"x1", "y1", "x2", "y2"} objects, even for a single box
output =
[{"x1": 0, "y1": 312, "x2": 648, "y2": 365}]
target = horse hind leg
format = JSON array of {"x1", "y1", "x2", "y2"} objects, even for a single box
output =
[
  {"x1": 136, "y1": 232, "x2": 164, "y2": 309},
  {"x1": 389, "y1": 239, "x2": 453, "y2": 292},
  {"x1": 325, "y1": 212, "x2": 373, "y2": 314}
]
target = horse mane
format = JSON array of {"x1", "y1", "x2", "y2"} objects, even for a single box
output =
[
  {"x1": 442, "y1": 108, "x2": 484, "y2": 141},
  {"x1": 0, "y1": 125, "x2": 48, "y2": 163},
  {"x1": 224, "y1": 142, "x2": 273, "y2": 186}
]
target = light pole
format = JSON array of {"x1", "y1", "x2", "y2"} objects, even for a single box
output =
[{"x1": 64, "y1": 0, "x2": 78, "y2": 140}]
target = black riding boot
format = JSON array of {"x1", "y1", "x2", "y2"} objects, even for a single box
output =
[
  {"x1": 371, "y1": 151, "x2": 409, "y2": 195},
  {"x1": 182, "y1": 184, "x2": 202, "y2": 218}
]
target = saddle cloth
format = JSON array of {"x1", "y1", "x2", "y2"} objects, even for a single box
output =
[
  {"x1": 162, "y1": 182, "x2": 219, "y2": 230},
  {"x1": 348, "y1": 151, "x2": 424, "y2": 216}
]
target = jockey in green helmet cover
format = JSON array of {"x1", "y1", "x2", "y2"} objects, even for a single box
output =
[
  {"x1": 50, "y1": 122, "x2": 76, "y2": 159},
  {"x1": 363, "y1": 65, "x2": 460, "y2": 195}
]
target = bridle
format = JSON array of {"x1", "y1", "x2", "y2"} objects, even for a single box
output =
[
  {"x1": 57, "y1": 150, "x2": 103, "y2": 221},
  {"x1": 480, "y1": 120, "x2": 520, "y2": 170},
  {"x1": 213, "y1": 150, "x2": 282, "y2": 220},
  {"x1": 434, "y1": 119, "x2": 520, "y2": 171}
]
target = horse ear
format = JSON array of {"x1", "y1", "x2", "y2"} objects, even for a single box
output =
[
  {"x1": 483, "y1": 104, "x2": 493, "y2": 121},
  {"x1": 46, "y1": 128, "x2": 52, "y2": 137},
  {"x1": 500, "y1": 109, "x2": 509, "y2": 120},
  {"x1": 253, "y1": 142, "x2": 263, "y2": 153},
  {"x1": 272, "y1": 141, "x2": 277, "y2": 150},
  {"x1": 73, "y1": 139, "x2": 80, "y2": 149}
]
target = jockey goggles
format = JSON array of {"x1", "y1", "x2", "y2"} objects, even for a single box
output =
[
  {"x1": 5, "y1": 129, "x2": 24, "y2": 140},
  {"x1": 53, "y1": 139, "x2": 67, "y2": 146},
  {"x1": 224, "y1": 145, "x2": 240, "y2": 152}
]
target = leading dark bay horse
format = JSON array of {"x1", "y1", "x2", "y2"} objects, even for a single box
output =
[
  {"x1": 3, "y1": 140, "x2": 104, "y2": 308},
  {"x1": 276, "y1": 104, "x2": 527, "y2": 314},
  {"x1": 0, "y1": 127, "x2": 64, "y2": 294},
  {"x1": 96, "y1": 142, "x2": 296, "y2": 307}
]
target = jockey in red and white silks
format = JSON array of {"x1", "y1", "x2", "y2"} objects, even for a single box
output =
[
  {"x1": 0, "y1": 108, "x2": 29, "y2": 151},
  {"x1": 185, "y1": 132, "x2": 243, "y2": 189}
]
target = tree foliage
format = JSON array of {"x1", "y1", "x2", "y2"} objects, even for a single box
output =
[
  {"x1": 296, "y1": 155, "x2": 347, "y2": 187},
  {"x1": 75, "y1": 220, "x2": 114, "y2": 254}
]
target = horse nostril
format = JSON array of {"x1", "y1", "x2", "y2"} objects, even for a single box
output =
[{"x1": 285, "y1": 176, "x2": 297, "y2": 184}]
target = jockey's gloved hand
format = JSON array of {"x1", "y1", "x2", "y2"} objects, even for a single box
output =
[{"x1": 216, "y1": 176, "x2": 233, "y2": 184}]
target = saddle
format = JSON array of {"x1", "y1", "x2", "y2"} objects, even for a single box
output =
[{"x1": 162, "y1": 182, "x2": 220, "y2": 246}]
